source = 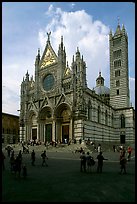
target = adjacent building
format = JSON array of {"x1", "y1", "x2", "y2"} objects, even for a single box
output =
[{"x1": 2, "y1": 113, "x2": 19, "y2": 144}]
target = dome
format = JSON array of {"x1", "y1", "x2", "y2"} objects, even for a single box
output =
[{"x1": 94, "y1": 85, "x2": 110, "y2": 95}]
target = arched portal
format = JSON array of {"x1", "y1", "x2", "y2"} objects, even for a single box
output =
[
  {"x1": 27, "y1": 111, "x2": 37, "y2": 141},
  {"x1": 54, "y1": 103, "x2": 72, "y2": 143},
  {"x1": 39, "y1": 106, "x2": 52, "y2": 143}
]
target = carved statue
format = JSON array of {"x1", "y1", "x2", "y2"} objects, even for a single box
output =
[{"x1": 47, "y1": 31, "x2": 51, "y2": 41}]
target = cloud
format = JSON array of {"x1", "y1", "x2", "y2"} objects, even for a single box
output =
[{"x1": 39, "y1": 5, "x2": 110, "y2": 90}]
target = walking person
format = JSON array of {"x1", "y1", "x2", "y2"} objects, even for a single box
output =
[
  {"x1": 97, "y1": 144, "x2": 101, "y2": 153},
  {"x1": 31, "y1": 150, "x2": 35, "y2": 166},
  {"x1": 113, "y1": 145, "x2": 116, "y2": 152},
  {"x1": 41, "y1": 150, "x2": 48, "y2": 167},
  {"x1": 127, "y1": 146, "x2": 132, "y2": 161},
  {"x1": 86, "y1": 152, "x2": 92, "y2": 172},
  {"x1": 80, "y1": 151, "x2": 86, "y2": 172},
  {"x1": 119, "y1": 149, "x2": 127, "y2": 174},
  {"x1": 97, "y1": 151, "x2": 108, "y2": 173}
]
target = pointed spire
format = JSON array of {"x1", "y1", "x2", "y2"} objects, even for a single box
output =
[
  {"x1": 38, "y1": 48, "x2": 40, "y2": 60},
  {"x1": 122, "y1": 24, "x2": 126, "y2": 35},
  {"x1": 47, "y1": 31, "x2": 51, "y2": 42},
  {"x1": 72, "y1": 55, "x2": 74, "y2": 62},
  {"x1": 115, "y1": 17, "x2": 121, "y2": 35},
  {"x1": 26, "y1": 70, "x2": 29, "y2": 81},
  {"x1": 109, "y1": 29, "x2": 113, "y2": 40},
  {"x1": 76, "y1": 47, "x2": 80, "y2": 59},
  {"x1": 61, "y1": 36, "x2": 63, "y2": 49}
]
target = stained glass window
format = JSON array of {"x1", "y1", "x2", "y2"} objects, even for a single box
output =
[{"x1": 43, "y1": 74, "x2": 54, "y2": 91}]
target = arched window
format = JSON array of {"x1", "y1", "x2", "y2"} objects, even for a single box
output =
[
  {"x1": 121, "y1": 114, "x2": 125, "y2": 128},
  {"x1": 98, "y1": 106, "x2": 101, "y2": 123},
  {"x1": 105, "y1": 110, "x2": 108, "y2": 125}
]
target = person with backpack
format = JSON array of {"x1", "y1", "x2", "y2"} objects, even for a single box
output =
[{"x1": 41, "y1": 150, "x2": 48, "y2": 167}]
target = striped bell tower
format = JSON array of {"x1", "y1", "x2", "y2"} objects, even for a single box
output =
[{"x1": 109, "y1": 21, "x2": 130, "y2": 108}]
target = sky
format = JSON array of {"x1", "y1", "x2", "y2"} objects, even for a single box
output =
[{"x1": 2, "y1": 2, "x2": 135, "y2": 116}]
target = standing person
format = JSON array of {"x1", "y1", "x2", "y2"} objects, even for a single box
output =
[
  {"x1": 80, "y1": 151, "x2": 86, "y2": 172},
  {"x1": 86, "y1": 152, "x2": 92, "y2": 172},
  {"x1": 97, "y1": 144, "x2": 101, "y2": 153},
  {"x1": 41, "y1": 150, "x2": 48, "y2": 167},
  {"x1": 127, "y1": 146, "x2": 132, "y2": 161},
  {"x1": 113, "y1": 145, "x2": 116, "y2": 152},
  {"x1": 120, "y1": 150, "x2": 127, "y2": 174},
  {"x1": 97, "y1": 151, "x2": 108, "y2": 173},
  {"x1": 2, "y1": 151, "x2": 6, "y2": 170},
  {"x1": 31, "y1": 150, "x2": 35, "y2": 166}
]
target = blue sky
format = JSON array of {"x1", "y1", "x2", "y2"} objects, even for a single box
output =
[{"x1": 2, "y1": 2, "x2": 135, "y2": 115}]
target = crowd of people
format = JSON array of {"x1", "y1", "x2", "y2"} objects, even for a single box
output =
[
  {"x1": 1, "y1": 142, "x2": 133, "y2": 179},
  {"x1": 2, "y1": 147, "x2": 49, "y2": 179}
]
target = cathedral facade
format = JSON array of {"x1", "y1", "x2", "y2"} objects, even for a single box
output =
[{"x1": 19, "y1": 23, "x2": 135, "y2": 145}]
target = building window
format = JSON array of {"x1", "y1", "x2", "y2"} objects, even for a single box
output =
[
  {"x1": 43, "y1": 74, "x2": 54, "y2": 91},
  {"x1": 113, "y1": 49, "x2": 121, "y2": 59},
  {"x1": 114, "y1": 60, "x2": 121, "y2": 68},
  {"x1": 121, "y1": 114, "x2": 125, "y2": 128},
  {"x1": 117, "y1": 89, "x2": 119, "y2": 95},
  {"x1": 98, "y1": 106, "x2": 101, "y2": 123},
  {"x1": 116, "y1": 80, "x2": 120, "y2": 87},
  {"x1": 115, "y1": 70, "x2": 120, "y2": 77}
]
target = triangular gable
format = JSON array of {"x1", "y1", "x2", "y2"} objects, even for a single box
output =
[
  {"x1": 40, "y1": 96, "x2": 49, "y2": 108},
  {"x1": 28, "y1": 102, "x2": 33, "y2": 111},
  {"x1": 40, "y1": 41, "x2": 58, "y2": 68},
  {"x1": 56, "y1": 93, "x2": 66, "y2": 106}
]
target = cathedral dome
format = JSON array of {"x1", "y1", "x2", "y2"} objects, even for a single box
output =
[
  {"x1": 94, "y1": 85, "x2": 110, "y2": 95},
  {"x1": 94, "y1": 71, "x2": 110, "y2": 96}
]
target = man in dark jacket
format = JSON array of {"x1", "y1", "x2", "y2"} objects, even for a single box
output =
[{"x1": 97, "y1": 151, "x2": 107, "y2": 173}]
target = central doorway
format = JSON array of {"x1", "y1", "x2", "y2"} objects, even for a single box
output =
[
  {"x1": 120, "y1": 134, "x2": 125, "y2": 144},
  {"x1": 62, "y1": 125, "x2": 69, "y2": 143},
  {"x1": 45, "y1": 124, "x2": 52, "y2": 142},
  {"x1": 32, "y1": 128, "x2": 37, "y2": 141}
]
